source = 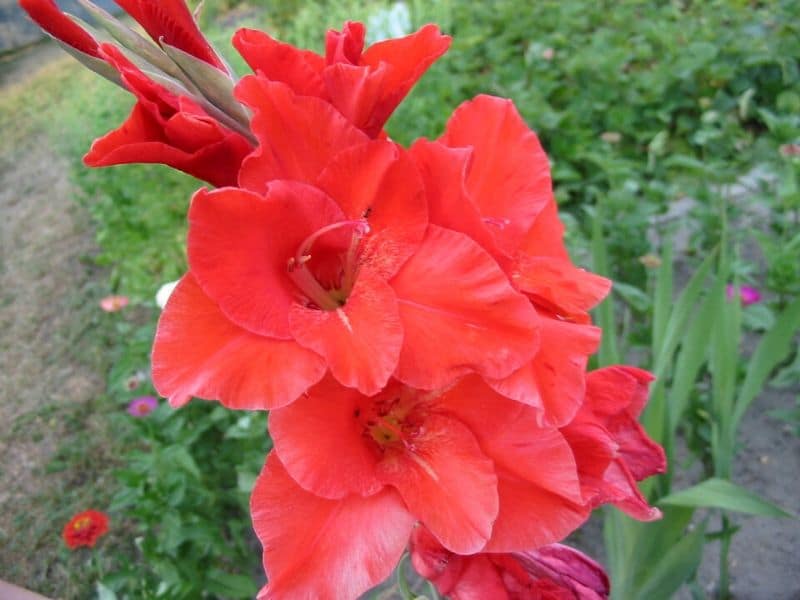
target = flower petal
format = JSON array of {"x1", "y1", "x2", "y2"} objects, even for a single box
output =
[
  {"x1": 512, "y1": 544, "x2": 610, "y2": 600},
  {"x1": 485, "y1": 470, "x2": 589, "y2": 553},
  {"x1": 235, "y1": 77, "x2": 367, "y2": 191},
  {"x1": 20, "y1": 0, "x2": 100, "y2": 57},
  {"x1": 409, "y1": 139, "x2": 502, "y2": 258},
  {"x1": 187, "y1": 183, "x2": 346, "y2": 339},
  {"x1": 378, "y1": 414, "x2": 498, "y2": 554},
  {"x1": 85, "y1": 44, "x2": 251, "y2": 187},
  {"x1": 392, "y1": 225, "x2": 539, "y2": 389},
  {"x1": 269, "y1": 376, "x2": 384, "y2": 498},
  {"x1": 115, "y1": 0, "x2": 225, "y2": 69},
  {"x1": 412, "y1": 532, "x2": 509, "y2": 600},
  {"x1": 517, "y1": 197, "x2": 570, "y2": 260},
  {"x1": 512, "y1": 256, "x2": 611, "y2": 322},
  {"x1": 289, "y1": 270, "x2": 403, "y2": 395},
  {"x1": 488, "y1": 317, "x2": 601, "y2": 427},
  {"x1": 323, "y1": 24, "x2": 451, "y2": 137},
  {"x1": 152, "y1": 274, "x2": 326, "y2": 410},
  {"x1": 440, "y1": 95, "x2": 551, "y2": 255},
  {"x1": 316, "y1": 140, "x2": 428, "y2": 279},
  {"x1": 251, "y1": 452, "x2": 414, "y2": 600},
  {"x1": 436, "y1": 375, "x2": 581, "y2": 503},
  {"x1": 233, "y1": 28, "x2": 327, "y2": 97}
]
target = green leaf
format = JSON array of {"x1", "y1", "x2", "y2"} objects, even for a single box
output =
[
  {"x1": 733, "y1": 295, "x2": 800, "y2": 429},
  {"x1": 659, "y1": 478, "x2": 794, "y2": 518},
  {"x1": 614, "y1": 281, "x2": 651, "y2": 312},
  {"x1": 606, "y1": 507, "x2": 695, "y2": 600},
  {"x1": 633, "y1": 521, "x2": 705, "y2": 600},
  {"x1": 206, "y1": 569, "x2": 259, "y2": 599},
  {"x1": 667, "y1": 289, "x2": 715, "y2": 434}
]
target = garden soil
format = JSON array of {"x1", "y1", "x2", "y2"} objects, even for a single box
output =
[
  {"x1": 0, "y1": 43, "x2": 798, "y2": 600},
  {"x1": 0, "y1": 46, "x2": 106, "y2": 594}
]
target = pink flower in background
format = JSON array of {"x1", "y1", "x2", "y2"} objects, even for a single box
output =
[
  {"x1": 127, "y1": 396, "x2": 158, "y2": 417},
  {"x1": 726, "y1": 284, "x2": 761, "y2": 306},
  {"x1": 779, "y1": 143, "x2": 800, "y2": 157},
  {"x1": 100, "y1": 295, "x2": 129, "y2": 312}
]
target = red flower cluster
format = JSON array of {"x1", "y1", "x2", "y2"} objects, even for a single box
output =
[
  {"x1": 22, "y1": 2, "x2": 667, "y2": 598},
  {"x1": 62, "y1": 509, "x2": 109, "y2": 549}
]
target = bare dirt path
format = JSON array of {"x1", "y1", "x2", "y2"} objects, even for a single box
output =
[{"x1": 0, "y1": 45, "x2": 105, "y2": 592}]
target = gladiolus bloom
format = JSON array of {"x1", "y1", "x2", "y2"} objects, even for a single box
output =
[
  {"x1": 252, "y1": 375, "x2": 591, "y2": 597},
  {"x1": 62, "y1": 510, "x2": 109, "y2": 549},
  {"x1": 410, "y1": 526, "x2": 610, "y2": 600},
  {"x1": 152, "y1": 80, "x2": 539, "y2": 409},
  {"x1": 562, "y1": 366, "x2": 666, "y2": 520},
  {"x1": 233, "y1": 21, "x2": 450, "y2": 137},
  {"x1": 410, "y1": 95, "x2": 610, "y2": 426}
]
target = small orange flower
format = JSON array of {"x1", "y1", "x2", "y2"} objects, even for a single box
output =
[{"x1": 62, "y1": 510, "x2": 109, "y2": 549}]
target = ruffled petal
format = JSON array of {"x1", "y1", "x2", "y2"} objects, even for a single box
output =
[
  {"x1": 488, "y1": 317, "x2": 601, "y2": 427},
  {"x1": 440, "y1": 95, "x2": 551, "y2": 255},
  {"x1": 377, "y1": 414, "x2": 498, "y2": 554},
  {"x1": 409, "y1": 139, "x2": 501, "y2": 258},
  {"x1": 235, "y1": 77, "x2": 368, "y2": 191},
  {"x1": 233, "y1": 28, "x2": 326, "y2": 97},
  {"x1": 585, "y1": 366, "x2": 654, "y2": 418},
  {"x1": 322, "y1": 24, "x2": 450, "y2": 137},
  {"x1": 251, "y1": 452, "x2": 414, "y2": 600},
  {"x1": 517, "y1": 197, "x2": 570, "y2": 260},
  {"x1": 289, "y1": 270, "x2": 403, "y2": 395},
  {"x1": 392, "y1": 225, "x2": 539, "y2": 389},
  {"x1": 485, "y1": 470, "x2": 590, "y2": 553},
  {"x1": 187, "y1": 183, "x2": 346, "y2": 339},
  {"x1": 269, "y1": 376, "x2": 383, "y2": 498},
  {"x1": 152, "y1": 274, "x2": 326, "y2": 410},
  {"x1": 357, "y1": 24, "x2": 451, "y2": 133},
  {"x1": 316, "y1": 139, "x2": 428, "y2": 279},
  {"x1": 512, "y1": 256, "x2": 611, "y2": 322}
]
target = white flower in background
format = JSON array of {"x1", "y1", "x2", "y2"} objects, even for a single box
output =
[
  {"x1": 367, "y1": 2, "x2": 411, "y2": 42},
  {"x1": 155, "y1": 280, "x2": 179, "y2": 310}
]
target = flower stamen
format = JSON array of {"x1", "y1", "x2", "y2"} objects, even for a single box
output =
[{"x1": 287, "y1": 219, "x2": 370, "y2": 310}]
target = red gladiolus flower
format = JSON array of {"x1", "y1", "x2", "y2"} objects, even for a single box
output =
[
  {"x1": 233, "y1": 21, "x2": 450, "y2": 137},
  {"x1": 561, "y1": 366, "x2": 666, "y2": 520},
  {"x1": 19, "y1": 1, "x2": 251, "y2": 186},
  {"x1": 250, "y1": 375, "x2": 591, "y2": 597},
  {"x1": 411, "y1": 95, "x2": 611, "y2": 427},
  {"x1": 84, "y1": 44, "x2": 252, "y2": 187},
  {"x1": 62, "y1": 509, "x2": 109, "y2": 549},
  {"x1": 152, "y1": 80, "x2": 539, "y2": 409},
  {"x1": 410, "y1": 526, "x2": 610, "y2": 600}
]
